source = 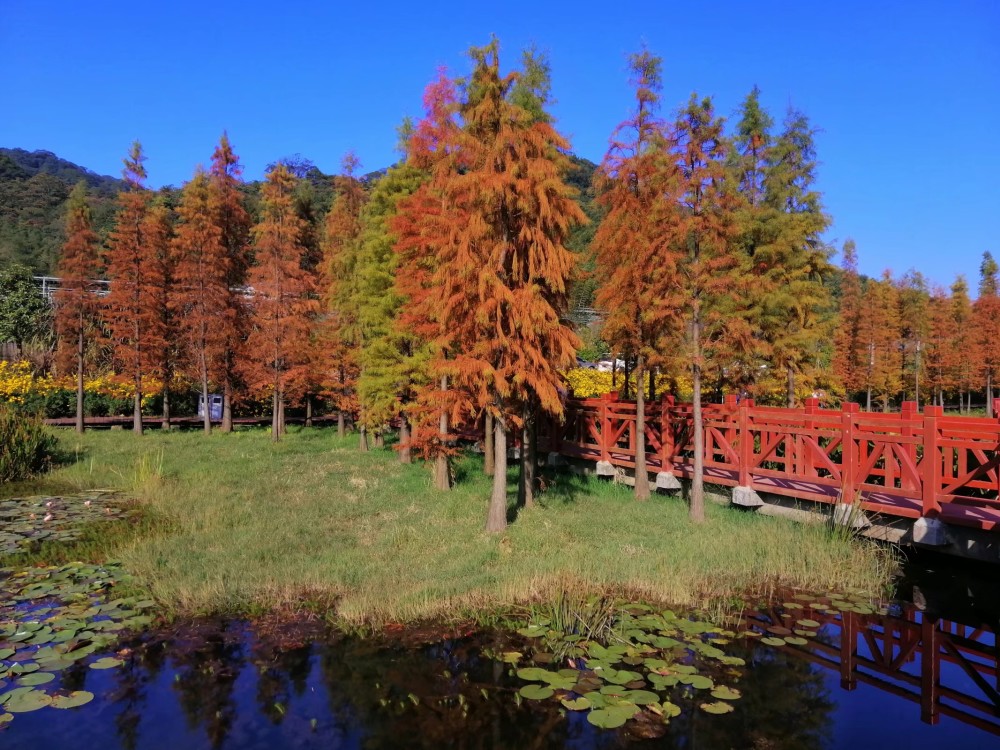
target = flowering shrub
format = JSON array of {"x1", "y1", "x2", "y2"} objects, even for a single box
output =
[
  {"x1": 563, "y1": 368, "x2": 692, "y2": 400},
  {"x1": 0, "y1": 360, "x2": 160, "y2": 416}
]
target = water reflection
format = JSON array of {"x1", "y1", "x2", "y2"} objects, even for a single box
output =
[{"x1": 5, "y1": 557, "x2": 999, "y2": 749}]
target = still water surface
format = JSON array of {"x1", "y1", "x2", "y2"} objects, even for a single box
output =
[{"x1": 5, "y1": 554, "x2": 999, "y2": 749}]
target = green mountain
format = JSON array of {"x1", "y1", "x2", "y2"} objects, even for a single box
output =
[{"x1": 0, "y1": 149, "x2": 123, "y2": 273}]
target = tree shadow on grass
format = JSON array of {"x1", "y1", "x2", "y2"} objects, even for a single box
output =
[{"x1": 535, "y1": 469, "x2": 611, "y2": 508}]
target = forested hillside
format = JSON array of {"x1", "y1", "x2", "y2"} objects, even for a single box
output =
[{"x1": 0, "y1": 149, "x2": 123, "y2": 272}]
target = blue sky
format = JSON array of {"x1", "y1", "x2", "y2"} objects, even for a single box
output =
[{"x1": 2, "y1": 1, "x2": 997, "y2": 288}]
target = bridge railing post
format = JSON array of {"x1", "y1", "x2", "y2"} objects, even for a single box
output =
[
  {"x1": 803, "y1": 397, "x2": 819, "y2": 477},
  {"x1": 921, "y1": 405, "x2": 943, "y2": 518},
  {"x1": 660, "y1": 394, "x2": 675, "y2": 472},
  {"x1": 841, "y1": 402, "x2": 860, "y2": 504},
  {"x1": 738, "y1": 396, "x2": 752, "y2": 487},
  {"x1": 599, "y1": 392, "x2": 613, "y2": 464}
]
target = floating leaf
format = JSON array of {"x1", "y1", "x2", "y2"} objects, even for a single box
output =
[
  {"x1": 50, "y1": 690, "x2": 94, "y2": 709},
  {"x1": 17, "y1": 672, "x2": 54, "y2": 686},
  {"x1": 89, "y1": 657, "x2": 123, "y2": 670},
  {"x1": 710, "y1": 686, "x2": 742, "y2": 701},
  {"x1": 518, "y1": 684, "x2": 553, "y2": 700},
  {"x1": 700, "y1": 700, "x2": 735, "y2": 715},
  {"x1": 560, "y1": 696, "x2": 590, "y2": 711},
  {"x1": 761, "y1": 637, "x2": 786, "y2": 647},
  {"x1": 515, "y1": 667, "x2": 550, "y2": 682},
  {"x1": 5, "y1": 689, "x2": 52, "y2": 713},
  {"x1": 785, "y1": 636, "x2": 808, "y2": 646},
  {"x1": 796, "y1": 619, "x2": 820, "y2": 628}
]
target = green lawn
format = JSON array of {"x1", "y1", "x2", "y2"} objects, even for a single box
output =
[{"x1": 5, "y1": 427, "x2": 895, "y2": 625}]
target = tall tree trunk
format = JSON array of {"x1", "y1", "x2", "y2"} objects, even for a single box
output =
[
  {"x1": 200, "y1": 349, "x2": 211, "y2": 435},
  {"x1": 786, "y1": 365, "x2": 795, "y2": 408},
  {"x1": 623, "y1": 358, "x2": 632, "y2": 399},
  {"x1": 914, "y1": 346, "x2": 921, "y2": 409},
  {"x1": 648, "y1": 368, "x2": 655, "y2": 403},
  {"x1": 434, "y1": 375, "x2": 450, "y2": 491},
  {"x1": 278, "y1": 397, "x2": 286, "y2": 435},
  {"x1": 611, "y1": 357, "x2": 618, "y2": 391},
  {"x1": 527, "y1": 408, "x2": 538, "y2": 502},
  {"x1": 987, "y1": 373, "x2": 994, "y2": 418},
  {"x1": 271, "y1": 389, "x2": 280, "y2": 442},
  {"x1": 518, "y1": 404, "x2": 536, "y2": 509},
  {"x1": 359, "y1": 425, "x2": 369, "y2": 451},
  {"x1": 374, "y1": 430, "x2": 384, "y2": 449},
  {"x1": 75, "y1": 325, "x2": 85, "y2": 434},
  {"x1": 305, "y1": 396, "x2": 313, "y2": 427},
  {"x1": 399, "y1": 415, "x2": 412, "y2": 464},
  {"x1": 634, "y1": 354, "x2": 650, "y2": 500},
  {"x1": 161, "y1": 383, "x2": 171, "y2": 430},
  {"x1": 690, "y1": 315, "x2": 705, "y2": 523},
  {"x1": 133, "y1": 381, "x2": 143, "y2": 436},
  {"x1": 866, "y1": 387, "x2": 872, "y2": 412},
  {"x1": 337, "y1": 411, "x2": 345, "y2": 438},
  {"x1": 968, "y1": 390, "x2": 973, "y2": 413},
  {"x1": 222, "y1": 381, "x2": 234, "y2": 433},
  {"x1": 484, "y1": 411, "x2": 495, "y2": 476},
  {"x1": 486, "y1": 415, "x2": 508, "y2": 532}
]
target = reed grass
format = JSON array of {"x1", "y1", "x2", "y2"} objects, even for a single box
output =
[{"x1": 6, "y1": 427, "x2": 897, "y2": 626}]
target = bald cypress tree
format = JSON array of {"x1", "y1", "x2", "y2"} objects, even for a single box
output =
[
  {"x1": 54, "y1": 182, "x2": 101, "y2": 433},
  {"x1": 593, "y1": 50, "x2": 671, "y2": 500},
  {"x1": 246, "y1": 164, "x2": 316, "y2": 441},
  {"x1": 974, "y1": 251, "x2": 1000, "y2": 416},
  {"x1": 103, "y1": 142, "x2": 164, "y2": 435},
  {"x1": 657, "y1": 95, "x2": 740, "y2": 523}
]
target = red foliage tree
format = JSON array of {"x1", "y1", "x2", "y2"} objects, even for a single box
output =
[
  {"x1": 53, "y1": 181, "x2": 101, "y2": 433},
  {"x1": 593, "y1": 50, "x2": 671, "y2": 500},
  {"x1": 973, "y1": 252, "x2": 1000, "y2": 416},
  {"x1": 173, "y1": 168, "x2": 230, "y2": 434},
  {"x1": 210, "y1": 133, "x2": 252, "y2": 432},
  {"x1": 246, "y1": 164, "x2": 317, "y2": 441},
  {"x1": 103, "y1": 142, "x2": 165, "y2": 435}
]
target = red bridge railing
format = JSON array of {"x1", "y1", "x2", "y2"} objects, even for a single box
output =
[{"x1": 551, "y1": 395, "x2": 1000, "y2": 532}]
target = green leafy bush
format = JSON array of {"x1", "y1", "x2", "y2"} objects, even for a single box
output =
[{"x1": 0, "y1": 405, "x2": 58, "y2": 482}]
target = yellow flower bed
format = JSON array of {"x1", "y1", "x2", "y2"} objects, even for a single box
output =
[
  {"x1": 0, "y1": 360, "x2": 161, "y2": 405},
  {"x1": 564, "y1": 368, "x2": 691, "y2": 400}
]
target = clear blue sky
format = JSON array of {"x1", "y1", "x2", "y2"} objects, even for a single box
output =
[{"x1": 2, "y1": 0, "x2": 997, "y2": 288}]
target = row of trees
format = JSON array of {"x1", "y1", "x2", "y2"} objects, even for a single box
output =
[
  {"x1": 48, "y1": 40, "x2": 995, "y2": 530},
  {"x1": 834, "y1": 244, "x2": 1000, "y2": 415}
]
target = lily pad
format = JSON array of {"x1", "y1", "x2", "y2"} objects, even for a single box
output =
[
  {"x1": 5, "y1": 689, "x2": 53, "y2": 713},
  {"x1": 16, "y1": 672, "x2": 55, "y2": 686},
  {"x1": 711, "y1": 685, "x2": 742, "y2": 700},
  {"x1": 518, "y1": 684, "x2": 554, "y2": 700},
  {"x1": 761, "y1": 637, "x2": 786, "y2": 647},
  {"x1": 700, "y1": 700, "x2": 735, "y2": 715},
  {"x1": 560, "y1": 696, "x2": 590, "y2": 711},
  {"x1": 50, "y1": 690, "x2": 94, "y2": 709},
  {"x1": 88, "y1": 657, "x2": 123, "y2": 670}
]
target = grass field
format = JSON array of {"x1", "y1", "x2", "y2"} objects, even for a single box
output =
[{"x1": 4, "y1": 427, "x2": 896, "y2": 625}]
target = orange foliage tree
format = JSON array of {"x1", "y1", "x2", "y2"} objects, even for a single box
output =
[
  {"x1": 145, "y1": 200, "x2": 178, "y2": 428},
  {"x1": 656, "y1": 95, "x2": 741, "y2": 523},
  {"x1": 209, "y1": 133, "x2": 252, "y2": 432},
  {"x1": 103, "y1": 142, "x2": 164, "y2": 435},
  {"x1": 173, "y1": 168, "x2": 230, "y2": 434},
  {"x1": 858, "y1": 270, "x2": 902, "y2": 411},
  {"x1": 923, "y1": 287, "x2": 954, "y2": 407},
  {"x1": 454, "y1": 42, "x2": 582, "y2": 530},
  {"x1": 391, "y1": 69, "x2": 467, "y2": 491},
  {"x1": 246, "y1": 164, "x2": 317, "y2": 441},
  {"x1": 592, "y1": 50, "x2": 671, "y2": 500},
  {"x1": 53, "y1": 181, "x2": 101, "y2": 433}
]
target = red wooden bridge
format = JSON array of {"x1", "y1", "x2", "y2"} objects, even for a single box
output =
[{"x1": 550, "y1": 394, "x2": 1000, "y2": 534}]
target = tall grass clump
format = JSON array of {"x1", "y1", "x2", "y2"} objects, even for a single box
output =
[{"x1": 0, "y1": 404, "x2": 58, "y2": 482}]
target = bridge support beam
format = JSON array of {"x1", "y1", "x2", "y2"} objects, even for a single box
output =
[
  {"x1": 912, "y1": 517, "x2": 950, "y2": 546},
  {"x1": 655, "y1": 471, "x2": 681, "y2": 491},
  {"x1": 546, "y1": 451, "x2": 567, "y2": 467},
  {"x1": 832, "y1": 503, "x2": 871, "y2": 529},
  {"x1": 595, "y1": 460, "x2": 615, "y2": 477},
  {"x1": 732, "y1": 485, "x2": 763, "y2": 508}
]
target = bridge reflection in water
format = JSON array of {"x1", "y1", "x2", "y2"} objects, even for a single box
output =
[{"x1": 746, "y1": 580, "x2": 1000, "y2": 738}]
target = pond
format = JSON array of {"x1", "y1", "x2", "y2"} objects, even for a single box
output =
[{"x1": 2, "y1": 553, "x2": 999, "y2": 749}]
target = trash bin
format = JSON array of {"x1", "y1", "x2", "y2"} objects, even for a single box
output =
[{"x1": 198, "y1": 394, "x2": 224, "y2": 421}]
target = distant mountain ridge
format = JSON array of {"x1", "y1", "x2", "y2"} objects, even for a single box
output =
[{"x1": 0, "y1": 147, "x2": 598, "y2": 277}]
